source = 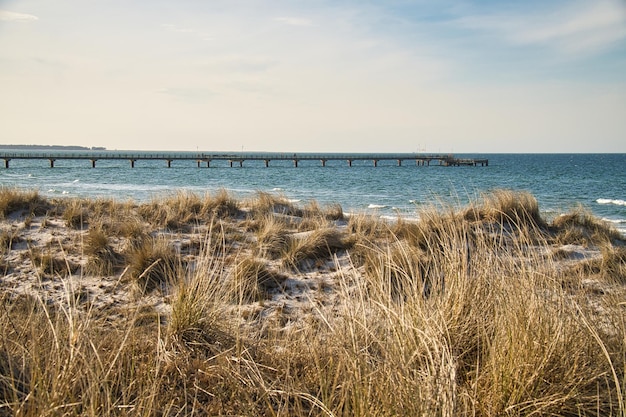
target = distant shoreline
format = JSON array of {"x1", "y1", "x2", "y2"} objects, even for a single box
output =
[{"x1": 0, "y1": 144, "x2": 106, "y2": 151}]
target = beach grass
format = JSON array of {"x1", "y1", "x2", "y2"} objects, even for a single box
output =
[
  {"x1": 0, "y1": 188, "x2": 48, "y2": 219},
  {"x1": 0, "y1": 188, "x2": 624, "y2": 416}
]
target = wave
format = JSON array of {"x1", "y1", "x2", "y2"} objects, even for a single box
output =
[
  {"x1": 380, "y1": 214, "x2": 420, "y2": 222},
  {"x1": 602, "y1": 218, "x2": 626, "y2": 224},
  {"x1": 368, "y1": 204, "x2": 387, "y2": 209},
  {"x1": 596, "y1": 198, "x2": 626, "y2": 206},
  {"x1": 380, "y1": 215, "x2": 399, "y2": 222},
  {"x1": 46, "y1": 188, "x2": 71, "y2": 195}
]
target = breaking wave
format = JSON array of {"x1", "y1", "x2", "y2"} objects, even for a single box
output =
[{"x1": 596, "y1": 198, "x2": 626, "y2": 206}]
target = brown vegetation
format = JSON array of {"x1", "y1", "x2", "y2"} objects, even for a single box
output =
[
  {"x1": 127, "y1": 237, "x2": 180, "y2": 294},
  {"x1": 0, "y1": 188, "x2": 48, "y2": 219},
  {"x1": 0, "y1": 188, "x2": 624, "y2": 416},
  {"x1": 84, "y1": 225, "x2": 124, "y2": 276}
]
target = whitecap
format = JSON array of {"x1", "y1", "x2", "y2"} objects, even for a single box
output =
[
  {"x1": 288, "y1": 199, "x2": 301, "y2": 203},
  {"x1": 73, "y1": 179, "x2": 80, "y2": 183},
  {"x1": 380, "y1": 215, "x2": 399, "y2": 222},
  {"x1": 368, "y1": 204, "x2": 387, "y2": 209},
  {"x1": 62, "y1": 191, "x2": 70, "y2": 194},
  {"x1": 601, "y1": 218, "x2": 625, "y2": 224},
  {"x1": 596, "y1": 198, "x2": 626, "y2": 206},
  {"x1": 272, "y1": 187, "x2": 283, "y2": 192}
]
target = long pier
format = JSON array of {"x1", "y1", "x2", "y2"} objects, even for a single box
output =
[{"x1": 0, "y1": 151, "x2": 488, "y2": 169}]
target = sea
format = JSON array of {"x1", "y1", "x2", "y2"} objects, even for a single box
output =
[{"x1": 1, "y1": 152, "x2": 624, "y2": 236}]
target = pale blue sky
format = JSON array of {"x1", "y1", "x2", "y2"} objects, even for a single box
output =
[{"x1": 1, "y1": 0, "x2": 625, "y2": 152}]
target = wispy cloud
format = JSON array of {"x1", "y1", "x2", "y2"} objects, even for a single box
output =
[
  {"x1": 455, "y1": 0, "x2": 626, "y2": 56},
  {"x1": 274, "y1": 16, "x2": 313, "y2": 27},
  {"x1": 0, "y1": 10, "x2": 39, "y2": 22}
]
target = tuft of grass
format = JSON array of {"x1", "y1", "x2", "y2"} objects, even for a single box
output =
[
  {"x1": 103, "y1": 213, "x2": 148, "y2": 244},
  {"x1": 575, "y1": 244, "x2": 626, "y2": 284},
  {"x1": 282, "y1": 228, "x2": 350, "y2": 270},
  {"x1": 230, "y1": 255, "x2": 286, "y2": 303},
  {"x1": 599, "y1": 245, "x2": 626, "y2": 284},
  {"x1": 84, "y1": 225, "x2": 123, "y2": 276},
  {"x1": 62, "y1": 200, "x2": 89, "y2": 229},
  {"x1": 302, "y1": 200, "x2": 344, "y2": 222},
  {"x1": 126, "y1": 238, "x2": 180, "y2": 293},
  {"x1": 0, "y1": 291, "x2": 167, "y2": 416},
  {"x1": 168, "y1": 244, "x2": 229, "y2": 346},
  {"x1": 362, "y1": 240, "x2": 434, "y2": 301},
  {"x1": 254, "y1": 213, "x2": 291, "y2": 259},
  {"x1": 0, "y1": 296, "x2": 33, "y2": 408},
  {"x1": 0, "y1": 228, "x2": 21, "y2": 251},
  {"x1": 469, "y1": 268, "x2": 614, "y2": 416},
  {"x1": 301, "y1": 200, "x2": 323, "y2": 218},
  {"x1": 139, "y1": 190, "x2": 241, "y2": 231},
  {"x1": 551, "y1": 206, "x2": 623, "y2": 246},
  {"x1": 323, "y1": 203, "x2": 345, "y2": 221},
  {"x1": 347, "y1": 213, "x2": 389, "y2": 241},
  {"x1": 30, "y1": 247, "x2": 78, "y2": 277},
  {"x1": 248, "y1": 191, "x2": 302, "y2": 217},
  {"x1": 77, "y1": 197, "x2": 134, "y2": 225},
  {"x1": 298, "y1": 201, "x2": 338, "y2": 232},
  {"x1": 0, "y1": 188, "x2": 48, "y2": 219},
  {"x1": 204, "y1": 188, "x2": 241, "y2": 219},
  {"x1": 393, "y1": 208, "x2": 467, "y2": 250},
  {"x1": 138, "y1": 197, "x2": 188, "y2": 231},
  {"x1": 138, "y1": 191, "x2": 201, "y2": 230},
  {"x1": 464, "y1": 189, "x2": 545, "y2": 230}
]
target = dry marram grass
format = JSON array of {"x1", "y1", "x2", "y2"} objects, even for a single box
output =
[{"x1": 0, "y1": 189, "x2": 624, "y2": 416}]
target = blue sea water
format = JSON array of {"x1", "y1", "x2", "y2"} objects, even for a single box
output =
[{"x1": 1, "y1": 153, "x2": 625, "y2": 235}]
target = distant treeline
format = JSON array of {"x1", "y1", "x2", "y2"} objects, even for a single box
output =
[{"x1": 0, "y1": 145, "x2": 106, "y2": 151}]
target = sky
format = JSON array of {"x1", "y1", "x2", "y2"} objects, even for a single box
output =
[{"x1": 1, "y1": 0, "x2": 625, "y2": 153}]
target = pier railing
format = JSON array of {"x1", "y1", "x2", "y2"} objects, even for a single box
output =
[{"x1": 0, "y1": 151, "x2": 488, "y2": 168}]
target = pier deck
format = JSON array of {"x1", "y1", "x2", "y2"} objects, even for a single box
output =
[{"x1": 0, "y1": 151, "x2": 488, "y2": 169}]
